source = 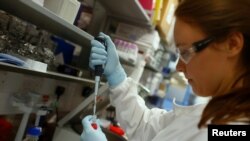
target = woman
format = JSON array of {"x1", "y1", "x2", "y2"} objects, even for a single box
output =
[{"x1": 81, "y1": 0, "x2": 250, "y2": 140}]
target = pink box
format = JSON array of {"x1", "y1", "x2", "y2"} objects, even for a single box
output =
[{"x1": 139, "y1": 0, "x2": 155, "y2": 10}]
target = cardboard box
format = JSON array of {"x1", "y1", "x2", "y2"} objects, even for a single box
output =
[{"x1": 157, "y1": 0, "x2": 178, "y2": 42}]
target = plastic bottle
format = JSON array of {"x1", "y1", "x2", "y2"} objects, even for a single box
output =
[
  {"x1": 150, "y1": 73, "x2": 163, "y2": 96},
  {"x1": 23, "y1": 127, "x2": 42, "y2": 141}
]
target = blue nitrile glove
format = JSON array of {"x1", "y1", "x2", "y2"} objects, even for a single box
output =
[
  {"x1": 90, "y1": 32, "x2": 126, "y2": 87},
  {"x1": 0, "y1": 53, "x2": 26, "y2": 66},
  {"x1": 81, "y1": 115, "x2": 107, "y2": 141}
]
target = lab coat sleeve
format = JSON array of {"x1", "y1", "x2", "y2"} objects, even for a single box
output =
[{"x1": 109, "y1": 78, "x2": 176, "y2": 141}]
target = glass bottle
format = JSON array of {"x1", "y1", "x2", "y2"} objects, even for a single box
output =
[{"x1": 23, "y1": 127, "x2": 42, "y2": 141}]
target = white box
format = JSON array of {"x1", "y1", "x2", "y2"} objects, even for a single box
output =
[
  {"x1": 44, "y1": 0, "x2": 80, "y2": 24},
  {"x1": 32, "y1": 0, "x2": 45, "y2": 6},
  {"x1": 24, "y1": 58, "x2": 48, "y2": 72}
]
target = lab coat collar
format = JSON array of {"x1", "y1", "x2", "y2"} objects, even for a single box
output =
[{"x1": 172, "y1": 98, "x2": 207, "y2": 117}]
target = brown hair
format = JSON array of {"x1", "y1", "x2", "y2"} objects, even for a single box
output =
[{"x1": 175, "y1": 0, "x2": 250, "y2": 128}]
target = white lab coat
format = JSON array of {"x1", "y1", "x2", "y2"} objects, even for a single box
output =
[{"x1": 109, "y1": 78, "x2": 208, "y2": 141}]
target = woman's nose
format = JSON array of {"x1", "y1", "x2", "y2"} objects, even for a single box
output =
[{"x1": 176, "y1": 59, "x2": 185, "y2": 72}]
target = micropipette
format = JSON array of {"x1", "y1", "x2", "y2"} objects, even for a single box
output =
[{"x1": 92, "y1": 36, "x2": 107, "y2": 129}]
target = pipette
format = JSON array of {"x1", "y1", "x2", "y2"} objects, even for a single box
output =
[{"x1": 91, "y1": 36, "x2": 107, "y2": 129}]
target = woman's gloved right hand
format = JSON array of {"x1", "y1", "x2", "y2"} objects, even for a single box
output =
[
  {"x1": 90, "y1": 32, "x2": 126, "y2": 88},
  {"x1": 81, "y1": 115, "x2": 107, "y2": 141}
]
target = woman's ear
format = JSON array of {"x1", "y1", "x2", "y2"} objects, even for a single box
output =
[{"x1": 226, "y1": 32, "x2": 244, "y2": 57}]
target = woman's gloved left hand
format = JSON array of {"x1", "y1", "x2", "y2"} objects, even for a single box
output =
[
  {"x1": 90, "y1": 32, "x2": 126, "y2": 88},
  {"x1": 81, "y1": 115, "x2": 107, "y2": 141}
]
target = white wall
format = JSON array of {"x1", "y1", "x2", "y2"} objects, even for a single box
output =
[{"x1": 0, "y1": 70, "x2": 87, "y2": 115}]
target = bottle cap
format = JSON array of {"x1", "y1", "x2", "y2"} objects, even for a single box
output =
[
  {"x1": 91, "y1": 123, "x2": 98, "y2": 130},
  {"x1": 109, "y1": 124, "x2": 125, "y2": 136},
  {"x1": 27, "y1": 127, "x2": 42, "y2": 136}
]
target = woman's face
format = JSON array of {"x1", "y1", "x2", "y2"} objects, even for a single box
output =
[{"x1": 174, "y1": 18, "x2": 233, "y2": 97}]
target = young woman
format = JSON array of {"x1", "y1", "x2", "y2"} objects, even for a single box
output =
[{"x1": 81, "y1": 0, "x2": 250, "y2": 140}]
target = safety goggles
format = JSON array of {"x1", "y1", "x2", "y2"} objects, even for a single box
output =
[{"x1": 176, "y1": 37, "x2": 215, "y2": 64}]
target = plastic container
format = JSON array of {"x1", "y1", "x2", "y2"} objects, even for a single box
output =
[
  {"x1": 23, "y1": 127, "x2": 42, "y2": 141},
  {"x1": 113, "y1": 38, "x2": 138, "y2": 64}
]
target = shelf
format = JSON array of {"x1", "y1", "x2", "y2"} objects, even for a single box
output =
[
  {"x1": 99, "y1": 0, "x2": 151, "y2": 26},
  {"x1": 120, "y1": 56, "x2": 136, "y2": 67},
  {"x1": 145, "y1": 65, "x2": 160, "y2": 72},
  {"x1": 0, "y1": 0, "x2": 94, "y2": 47},
  {"x1": 0, "y1": 62, "x2": 105, "y2": 85}
]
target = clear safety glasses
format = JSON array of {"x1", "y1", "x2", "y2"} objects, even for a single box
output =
[{"x1": 176, "y1": 37, "x2": 215, "y2": 64}]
